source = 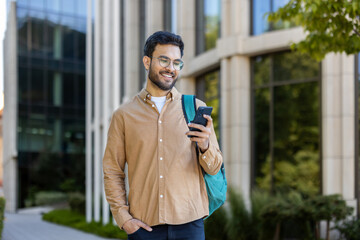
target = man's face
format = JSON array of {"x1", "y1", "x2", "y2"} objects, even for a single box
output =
[{"x1": 147, "y1": 44, "x2": 182, "y2": 91}]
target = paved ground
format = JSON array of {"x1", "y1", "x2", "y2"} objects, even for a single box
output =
[{"x1": 3, "y1": 212, "x2": 119, "y2": 240}]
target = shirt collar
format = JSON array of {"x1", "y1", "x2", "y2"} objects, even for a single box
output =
[{"x1": 139, "y1": 87, "x2": 181, "y2": 102}]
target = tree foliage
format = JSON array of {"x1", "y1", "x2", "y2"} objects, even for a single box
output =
[{"x1": 268, "y1": 0, "x2": 360, "y2": 61}]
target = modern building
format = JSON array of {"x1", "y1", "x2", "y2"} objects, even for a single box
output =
[
  {"x1": 3, "y1": 0, "x2": 87, "y2": 211},
  {"x1": 86, "y1": 1, "x2": 360, "y2": 237}
]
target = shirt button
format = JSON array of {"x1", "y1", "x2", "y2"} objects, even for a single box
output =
[
  {"x1": 160, "y1": 195, "x2": 163, "y2": 198},
  {"x1": 160, "y1": 157, "x2": 163, "y2": 160},
  {"x1": 159, "y1": 139, "x2": 163, "y2": 142},
  {"x1": 160, "y1": 175, "x2": 163, "y2": 178},
  {"x1": 202, "y1": 155, "x2": 206, "y2": 159},
  {"x1": 159, "y1": 120, "x2": 162, "y2": 124},
  {"x1": 208, "y1": 163, "x2": 211, "y2": 166}
]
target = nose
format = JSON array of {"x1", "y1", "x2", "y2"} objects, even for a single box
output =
[{"x1": 165, "y1": 61, "x2": 176, "y2": 71}]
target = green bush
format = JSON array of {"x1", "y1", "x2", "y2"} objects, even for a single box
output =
[
  {"x1": 43, "y1": 209, "x2": 127, "y2": 239},
  {"x1": 335, "y1": 218, "x2": 360, "y2": 240},
  {"x1": 261, "y1": 193, "x2": 353, "y2": 240},
  {"x1": 0, "y1": 197, "x2": 5, "y2": 238},
  {"x1": 35, "y1": 191, "x2": 67, "y2": 206},
  {"x1": 204, "y1": 205, "x2": 228, "y2": 240},
  {"x1": 68, "y1": 192, "x2": 85, "y2": 215}
]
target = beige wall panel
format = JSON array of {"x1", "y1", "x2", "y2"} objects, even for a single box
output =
[{"x1": 146, "y1": 0, "x2": 164, "y2": 37}]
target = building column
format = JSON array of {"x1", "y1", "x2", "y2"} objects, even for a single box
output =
[
  {"x1": 145, "y1": 0, "x2": 164, "y2": 37},
  {"x1": 322, "y1": 53, "x2": 357, "y2": 205},
  {"x1": 221, "y1": 56, "x2": 251, "y2": 200},
  {"x1": 124, "y1": 0, "x2": 142, "y2": 100},
  {"x1": 3, "y1": 2, "x2": 18, "y2": 212}
]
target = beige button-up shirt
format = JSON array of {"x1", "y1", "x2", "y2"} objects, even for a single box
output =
[{"x1": 103, "y1": 88, "x2": 223, "y2": 228}]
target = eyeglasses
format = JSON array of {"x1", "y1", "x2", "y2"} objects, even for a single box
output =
[{"x1": 151, "y1": 56, "x2": 184, "y2": 71}]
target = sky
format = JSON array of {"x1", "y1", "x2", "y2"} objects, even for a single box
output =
[{"x1": 0, "y1": 0, "x2": 6, "y2": 110}]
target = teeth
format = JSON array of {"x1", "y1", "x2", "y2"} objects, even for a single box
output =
[{"x1": 162, "y1": 73, "x2": 172, "y2": 78}]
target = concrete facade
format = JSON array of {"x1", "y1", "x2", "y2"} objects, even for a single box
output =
[
  {"x1": 85, "y1": 1, "x2": 358, "y2": 238},
  {"x1": 3, "y1": 2, "x2": 18, "y2": 212}
]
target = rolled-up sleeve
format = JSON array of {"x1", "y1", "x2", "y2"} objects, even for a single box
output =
[{"x1": 103, "y1": 110, "x2": 133, "y2": 228}]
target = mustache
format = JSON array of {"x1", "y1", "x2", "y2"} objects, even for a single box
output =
[{"x1": 160, "y1": 70, "x2": 175, "y2": 77}]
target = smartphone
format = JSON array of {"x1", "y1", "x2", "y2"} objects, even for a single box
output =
[{"x1": 188, "y1": 106, "x2": 213, "y2": 137}]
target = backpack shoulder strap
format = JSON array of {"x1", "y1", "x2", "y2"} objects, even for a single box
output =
[{"x1": 181, "y1": 95, "x2": 196, "y2": 124}]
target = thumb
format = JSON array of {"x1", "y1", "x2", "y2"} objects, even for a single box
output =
[{"x1": 140, "y1": 221, "x2": 153, "y2": 232}]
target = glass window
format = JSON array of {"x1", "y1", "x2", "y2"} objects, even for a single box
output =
[
  {"x1": 45, "y1": 0, "x2": 60, "y2": 12},
  {"x1": 18, "y1": 67, "x2": 29, "y2": 103},
  {"x1": 273, "y1": 52, "x2": 320, "y2": 82},
  {"x1": 30, "y1": 68, "x2": 45, "y2": 104},
  {"x1": 62, "y1": 73, "x2": 76, "y2": 106},
  {"x1": 78, "y1": 74, "x2": 86, "y2": 106},
  {"x1": 252, "y1": 0, "x2": 270, "y2": 36},
  {"x1": 61, "y1": 16, "x2": 76, "y2": 60},
  {"x1": 18, "y1": 8, "x2": 29, "y2": 55},
  {"x1": 252, "y1": 52, "x2": 320, "y2": 196},
  {"x1": 17, "y1": 0, "x2": 28, "y2": 7},
  {"x1": 77, "y1": 0, "x2": 87, "y2": 17},
  {"x1": 61, "y1": 0, "x2": 76, "y2": 15},
  {"x1": 47, "y1": 71, "x2": 62, "y2": 106},
  {"x1": 29, "y1": 0, "x2": 44, "y2": 10},
  {"x1": 252, "y1": 0, "x2": 295, "y2": 36},
  {"x1": 196, "y1": 70, "x2": 221, "y2": 141},
  {"x1": 29, "y1": 10, "x2": 45, "y2": 56},
  {"x1": 196, "y1": 0, "x2": 221, "y2": 54}
]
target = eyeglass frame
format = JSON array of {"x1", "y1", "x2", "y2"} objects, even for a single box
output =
[{"x1": 149, "y1": 55, "x2": 184, "y2": 71}]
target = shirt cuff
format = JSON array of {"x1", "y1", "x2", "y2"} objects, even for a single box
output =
[
  {"x1": 198, "y1": 142, "x2": 220, "y2": 175},
  {"x1": 112, "y1": 208, "x2": 133, "y2": 229}
]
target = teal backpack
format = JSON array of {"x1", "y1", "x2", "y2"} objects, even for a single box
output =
[{"x1": 181, "y1": 95, "x2": 227, "y2": 218}]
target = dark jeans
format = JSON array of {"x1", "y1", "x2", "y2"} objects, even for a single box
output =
[{"x1": 127, "y1": 218, "x2": 205, "y2": 240}]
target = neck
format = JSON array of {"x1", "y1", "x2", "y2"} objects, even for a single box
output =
[{"x1": 145, "y1": 79, "x2": 171, "y2": 97}]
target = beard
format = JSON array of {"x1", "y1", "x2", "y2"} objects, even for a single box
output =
[{"x1": 148, "y1": 64, "x2": 178, "y2": 91}]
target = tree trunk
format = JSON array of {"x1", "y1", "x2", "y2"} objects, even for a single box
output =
[
  {"x1": 315, "y1": 221, "x2": 320, "y2": 239},
  {"x1": 273, "y1": 222, "x2": 281, "y2": 240},
  {"x1": 326, "y1": 220, "x2": 330, "y2": 240}
]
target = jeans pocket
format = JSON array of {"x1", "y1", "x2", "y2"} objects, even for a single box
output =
[{"x1": 127, "y1": 227, "x2": 142, "y2": 237}]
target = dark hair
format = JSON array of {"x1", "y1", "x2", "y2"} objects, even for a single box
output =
[{"x1": 144, "y1": 31, "x2": 184, "y2": 58}]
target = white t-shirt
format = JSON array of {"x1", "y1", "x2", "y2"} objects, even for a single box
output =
[{"x1": 151, "y1": 96, "x2": 167, "y2": 113}]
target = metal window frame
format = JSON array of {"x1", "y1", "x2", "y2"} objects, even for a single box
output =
[{"x1": 355, "y1": 53, "x2": 359, "y2": 216}]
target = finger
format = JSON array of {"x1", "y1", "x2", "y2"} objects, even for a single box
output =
[
  {"x1": 188, "y1": 136, "x2": 207, "y2": 143},
  {"x1": 185, "y1": 131, "x2": 209, "y2": 138},
  {"x1": 139, "y1": 222, "x2": 153, "y2": 232},
  {"x1": 188, "y1": 123, "x2": 209, "y2": 133},
  {"x1": 203, "y1": 115, "x2": 213, "y2": 128}
]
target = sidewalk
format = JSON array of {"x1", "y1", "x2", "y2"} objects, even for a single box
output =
[{"x1": 3, "y1": 211, "x2": 119, "y2": 240}]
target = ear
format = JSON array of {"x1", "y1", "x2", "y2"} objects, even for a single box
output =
[{"x1": 143, "y1": 56, "x2": 151, "y2": 70}]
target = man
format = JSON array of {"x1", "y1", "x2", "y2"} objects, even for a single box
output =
[{"x1": 103, "y1": 31, "x2": 223, "y2": 240}]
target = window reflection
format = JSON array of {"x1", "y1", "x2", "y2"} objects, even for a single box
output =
[
  {"x1": 29, "y1": 10, "x2": 45, "y2": 56},
  {"x1": 77, "y1": 0, "x2": 87, "y2": 17},
  {"x1": 196, "y1": 70, "x2": 221, "y2": 141},
  {"x1": 18, "y1": 8, "x2": 29, "y2": 55},
  {"x1": 252, "y1": 52, "x2": 320, "y2": 196},
  {"x1": 196, "y1": 0, "x2": 221, "y2": 54},
  {"x1": 46, "y1": 0, "x2": 60, "y2": 12},
  {"x1": 30, "y1": 69, "x2": 45, "y2": 104},
  {"x1": 18, "y1": 0, "x2": 28, "y2": 7},
  {"x1": 252, "y1": 0, "x2": 295, "y2": 36},
  {"x1": 15, "y1": 0, "x2": 87, "y2": 207},
  {"x1": 252, "y1": 0, "x2": 270, "y2": 36},
  {"x1": 29, "y1": 0, "x2": 44, "y2": 10},
  {"x1": 61, "y1": 0, "x2": 76, "y2": 15}
]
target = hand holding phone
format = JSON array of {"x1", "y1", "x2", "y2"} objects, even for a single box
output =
[{"x1": 188, "y1": 106, "x2": 213, "y2": 137}]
